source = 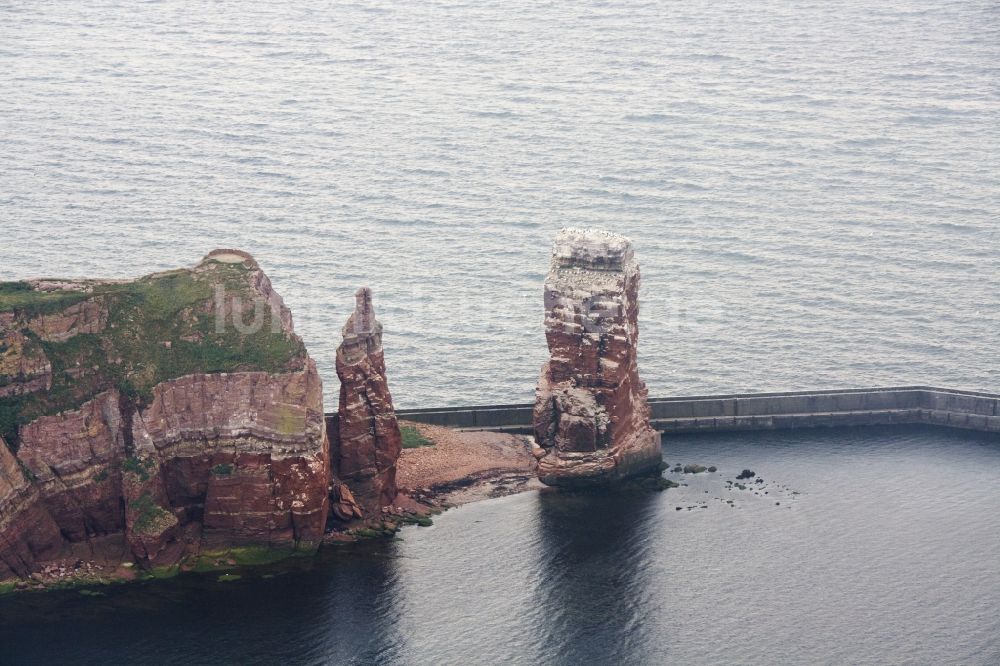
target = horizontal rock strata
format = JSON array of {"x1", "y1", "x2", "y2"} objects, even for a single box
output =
[
  {"x1": 332, "y1": 288, "x2": 402, "y2": 516},
  {"x1": 0, "y1": 250, "x2": 329, "y2": 581},
  {"x1": 533, "y1": 228, "x2": 661, "y2": 486}
]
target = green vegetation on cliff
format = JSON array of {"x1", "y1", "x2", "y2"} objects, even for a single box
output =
[
  {"x1": 123, "y1": 456, "x2": 155, "y2": 482},
  {"x1": 128, "y1": 492, "x2": 172, "y2": 535},
  {"x1": 0, "y1": 282, "x2": 90, "y2": 316},
  {"x1": 0, "y1": 259, "x2": 306, "y2": 448}
]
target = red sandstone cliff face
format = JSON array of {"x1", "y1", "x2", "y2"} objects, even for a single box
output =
[
  {"x1": 332, "y1": 288, "x2": 401, "y2": 517},
  {"x1": 0, "y1": 250, "x2": 329, "y2": 581},
  {"x1": 17, "y1": 391, "x2": 128, "y2": 552},
  {"x1": 131, "y1": 366, "x2": 329, "y2": 553},
  {"x1": 533, "y1": 228, "x2": 661, "y2": 486},
  {"x1": 0, "y1": 435, "x2": 66, "y2": 579},
  {"x1": 28, "y1": 298, "x2": 109, "y2": 343},
  {"x1": 0, "y1": 324, "x2": 52, "y2": 399}
]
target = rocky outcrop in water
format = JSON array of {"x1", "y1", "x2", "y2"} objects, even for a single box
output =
[
  {"x1": 533, "y1": 228, "x2": 661, "y2": 486},
  {"x1": 332, "y1": 288, "x2": 402, "y2": 516},
  {"x1": 0, "y1": 250, "x2": 329, "y2": 581}
]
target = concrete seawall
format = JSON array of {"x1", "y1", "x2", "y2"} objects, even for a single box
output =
[
  {"x1": 324, "y1": 386, "x2": 1000, "y2": 436},
  {"x1": 648, "y1": 386, "x2": 1000, "y2": 433}
]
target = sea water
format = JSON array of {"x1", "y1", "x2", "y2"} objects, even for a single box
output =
[{"x1": 1, "y1": 2, "x2": 999, "y2": 663}]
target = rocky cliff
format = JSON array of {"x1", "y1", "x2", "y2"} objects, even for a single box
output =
[
  {"x1": 533, "y1": 228, "x2": 662, "y2": 486},
  {"x1": 331, "y1": 288, "x2": 401, "y2": 517},
  {"x1": 0, "y1": 250, "x2": 329, "y2": 581}
]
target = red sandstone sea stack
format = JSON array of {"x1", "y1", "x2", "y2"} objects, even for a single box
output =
[
  {"x1": 332, "y1": 288, "x2": 402, "y2": 516},
  {"x1": 533, "y1": 228, "x2": 662, "y2": 486}
]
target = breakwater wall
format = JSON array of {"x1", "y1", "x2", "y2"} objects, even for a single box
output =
[{"x1": 325, "y1": 387, "x2": 1000, "y2": 435}]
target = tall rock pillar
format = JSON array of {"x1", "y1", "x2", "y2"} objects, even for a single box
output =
[
  {"x1": 334, "y1": 288, "x2": 402, "y2": 514},
  {"x1": 533, "y1": 228, "x2": 661, "y2": 486}
]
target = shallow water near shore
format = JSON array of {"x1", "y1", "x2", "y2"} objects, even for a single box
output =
[{"x1": 3, "y1": 425, "x2": 1000, "y2": 665}]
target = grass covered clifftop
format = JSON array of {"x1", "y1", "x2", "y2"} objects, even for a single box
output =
[{"x1": 0, "y1": 251, "x2": 307, "y2": 448}]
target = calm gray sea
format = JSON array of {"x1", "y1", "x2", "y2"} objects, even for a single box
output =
[
  {"x1": 2, "y1": 0, "x2": 998, "y2": 409},
  {"x1": 1, "y1": 1, "x2": 999, "y2": 664}
]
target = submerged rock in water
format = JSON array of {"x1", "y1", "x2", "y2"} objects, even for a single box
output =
[
  {"x1": 332, "y1": 288, "x2": 402, "y2": 516},
  {"x1": 737, "y1": 469, "x2": 756, "y2": 480},
  {"x1": 532, "y1": 228, "x2": 661, "y2": 487},
  {"x1": 0, "y1": 250, "x2": 330, "y2": 581}
]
